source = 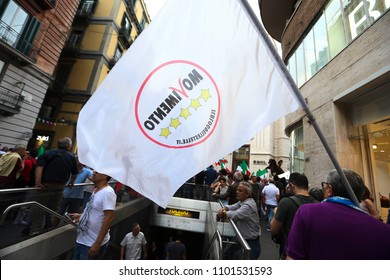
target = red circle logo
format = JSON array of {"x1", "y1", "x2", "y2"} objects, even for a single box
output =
[{"x1": 135, "y1": 60, "x2": 220, "y2": 148}]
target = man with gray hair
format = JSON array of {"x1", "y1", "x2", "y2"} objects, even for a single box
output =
[
  {"x1": 26, "y1": 137, "x2": 78, "y2": 235},
  {"x1": 286, "y1": 169, "x2": 390, "y2": 259},
  {"x1": 218, "y1": 181, "x2": 261, "y2": 260}
]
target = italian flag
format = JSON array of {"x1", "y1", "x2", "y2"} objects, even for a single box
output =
[
  {"x1": 240, "y1": 160, "x2": 251, "y2": 176},
  {"x1": 219, "y1": 160, "x2": 231, "y2": 173},
  {"x1": 256, "y1": 168, "x2": 268, "y2": 178}
]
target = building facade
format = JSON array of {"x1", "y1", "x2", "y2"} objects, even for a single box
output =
[
  {"x1": 31, "y1": 0, "x2": 150, "y2": 150},
  {"x1": 260, "y1": 0, "x2": 390, "y2": 218},
  {"x1": 0, "y1": 0, "x2": 79, "y2": 148}
]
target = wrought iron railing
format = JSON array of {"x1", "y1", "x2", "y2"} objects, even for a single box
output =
[
  {"x1": 0, "y1": 20, "x2": 39, "y2": 60},
  {"x1": 0, "y1": 86, "x2": 24, "y2": 113}
]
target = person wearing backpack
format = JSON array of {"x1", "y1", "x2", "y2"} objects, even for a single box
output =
[
  {"x1": 270, "y1": 172, "x2": 318, "y2": 259},
  {"x1": 26, "y1": 137, "x2": 78, "y2": 236}
]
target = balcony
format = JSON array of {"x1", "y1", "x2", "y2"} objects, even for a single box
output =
[
  {"x1": 74, "y1": 9, "x2": 94, "y2": 26},
  {"x1": 61, "y1": 42, "x2": 82, "y2": 57},
  {"x1": 0, "y1": 20, "x2": 39, "y2": 62},
  {"x1": 0, "y1": 86, "x2": 24, "y2": 116}
]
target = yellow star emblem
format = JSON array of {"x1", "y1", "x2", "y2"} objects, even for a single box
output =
[
  {"x1": 180, "y1": 107, "x2": 191, "y2": 119},
  {"x1": 190, "y1": 98, "x2": 201, "y2": 110},
  {"x1": 200, "y1": 89, "x2": 212, "y2": 102},
  {"x1": 170, "y1": 118, "x2": 181, "y2": 129},
  {"x1": 160, "y1": 127, "x2": 171, "y2": 138}
]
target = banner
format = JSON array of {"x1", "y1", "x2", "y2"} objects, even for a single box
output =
[{"x1": 77, "y1": 0, "x2": 299, "y2": 207}]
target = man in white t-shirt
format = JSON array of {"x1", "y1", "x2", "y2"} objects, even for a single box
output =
[
  {"x1": 120, "y1": 223, "x2": 147, "y2": 260},
  {"x1": 71, "y1": 171, "x2": 116, "y2": 260},
  {"x1": 261, "y1": 178, "x2": 280, "y2": 231}
]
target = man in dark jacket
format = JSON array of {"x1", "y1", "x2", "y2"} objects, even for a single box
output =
[{"x1": 27, "y1": 137, "x2": 78, "y2": 235}]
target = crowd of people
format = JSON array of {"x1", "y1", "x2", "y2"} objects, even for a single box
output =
[{"x1": 1, "y1": 140, "x2": 390, "y2": 259}]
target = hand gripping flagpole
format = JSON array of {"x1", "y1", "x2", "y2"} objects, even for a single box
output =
[{"x1": 238, "y1": 0, "x2": 360, "y2": 207}]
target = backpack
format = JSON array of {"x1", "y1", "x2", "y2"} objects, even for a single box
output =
[{"x1": 271, "y1": 196, "x2": 313, "y2": 244}]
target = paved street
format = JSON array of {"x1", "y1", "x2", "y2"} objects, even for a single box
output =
[{"x1": 258, "y1": 217, "x2": 279, "y2": 260}]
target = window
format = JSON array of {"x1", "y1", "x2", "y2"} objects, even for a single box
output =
[
  {"x1": 121, "y1": 14, "x2": 132, "y2": 37},
  {"x1": 80, "y1": 0, "x2": 95, "y2": 14},
  {"x1": 296, "y1": 44, "x2": 305, "y2": 87},
  {"x1": 0, "y1": 0, "x2": 40, "y2": 55},
  {"x1": 287, "y1": 0, "x2": 390, "y2": 87},
  {"x1": 68, "y1": 30, "x2": 83, "y2": 47},
  {"x1": 0, "y1": 0, "x2": 28, "y2": 46},
  {"x1": 114, "y1": 45, "x2": 123, "y2": 61},
  {"x1": 0, "y1": 59, "x2": 5, "y2": 74},
  {"x1": 325, "y1": 0, "x2": 347, "y2": 58},
  {"x1": 288, "y1": 53, "x2": 297, "y2": 85},
  {"x1": 303, "y1": 29, "x2": 317, "y2": 80},
  {"x1": 140, "y1": 16, "x2": 146, "y2": 30},
  {"x1": 290, "y1": 125, "x2": 304, "y2": 174},
  {"x1": 313, "y1": 14, "x2": 329, "y2": 71},
  {"x1": 232, "y1": 145, "x2": 250, "y2": 171}
]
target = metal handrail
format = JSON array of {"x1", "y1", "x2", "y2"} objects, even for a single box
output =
[
  {"x1": 204, "y1": 229, "x2": 223, "y2": 260},
  {"x1": 218, "y1": 200, "x2": 251, "y2": 260},
  {"x1": 0, "y1": 180, "x2": 118, "y2": 195},
  {"x1": 0, "y1": 201, "x2": 76, "y2": 226}
]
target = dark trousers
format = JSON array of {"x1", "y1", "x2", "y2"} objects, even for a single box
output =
[{"x1": 29, "y1": 183, "x2": 65, "y2": 233}]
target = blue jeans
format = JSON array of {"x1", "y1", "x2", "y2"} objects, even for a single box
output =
[
  {"x1": 72, "y1": 242, "x2": 108, "y2": 260},
  {"x1": 266, "y1": 204, "x2": 276, "y2": 230},
  {"x1": 246, "y1": 238, "x2": 261, "y2": 260}
]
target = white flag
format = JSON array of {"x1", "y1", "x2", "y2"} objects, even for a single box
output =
[{"x1": 77, "y1": 0, "x2": 300, "y2": 207}]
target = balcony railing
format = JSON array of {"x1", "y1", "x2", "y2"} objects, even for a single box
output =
[
  {"x1": 0, "y1": 20, "x2": 39, "y2": 61},
  {"x1": 0, "y1": 86, "x2": 24, "y2": 116}
]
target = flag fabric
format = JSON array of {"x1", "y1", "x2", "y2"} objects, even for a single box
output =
[
  {"x1": 220, "y1": 161, "x2": 225, "y2": 170},
  {"x1": 37, "y1": 145, "x2": 45, "y2": 157},
  {"x1": 240, "y1": 160, "x2": 251, "y2": 176},
  {"x1": 278, "y1": 171, "x2": 290, "y2": 180},
  {"x1": 76, "y1": 0, "x2": 300, "y2": 207},
  {"x1": 256, "y1": 168, "x2": 268, "y2": 177}
]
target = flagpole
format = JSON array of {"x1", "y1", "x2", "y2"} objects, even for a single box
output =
[{"x1": 238, "y1": 0, "x2": 360, "y2": 206}]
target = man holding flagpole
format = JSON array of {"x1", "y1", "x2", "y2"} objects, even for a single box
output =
[{"x1": 76, "y1": 0, "x2": 300, "y2": 207}]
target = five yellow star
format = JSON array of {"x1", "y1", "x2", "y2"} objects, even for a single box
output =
[
  {"x1": 170, "y1": 118, "x2": 181, "y2": 129},
  {"x1": 160, "y1": 127, "x2": 171, "y2": 138},
  {"x1": 180, "y1": 107, "x2": 191, "y2": 119},
  {"x1": 200, "y1": 89, "x2": 212, "y2": 102},
  {"x1": 190, "y1": 98, "x2": 201, "y2": 110}
]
